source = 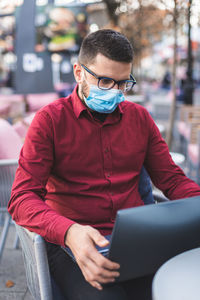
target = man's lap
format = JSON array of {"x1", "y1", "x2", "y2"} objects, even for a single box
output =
[{"x1": 46, "y1": 242, "x2": 153, "y2": 300}]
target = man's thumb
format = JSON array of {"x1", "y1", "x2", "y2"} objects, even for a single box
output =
[{"x1": 91, "y1": 230, "x2": 109, "y2": 248}]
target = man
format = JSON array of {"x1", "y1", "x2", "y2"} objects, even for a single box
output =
[{"x1": 8, "y1": 29, "x2": 200, "y2": 300}]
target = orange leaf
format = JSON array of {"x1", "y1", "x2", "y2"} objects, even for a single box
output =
[{"x1": 6, "y1": 280, "x2": 15, "y2": 288}]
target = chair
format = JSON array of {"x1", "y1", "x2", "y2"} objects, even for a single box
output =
[
  {"x1": 176, "y1": 105, "x2": 200, "y2": 157},
  {"x1": 0, "y1": 159, "x2": 18, "y2": 260},
  {"x1": 0, "y1": 94, "x2": 25, "y2": 119},
  {"x1": 186, "y1": 128, "x2": 200, "y2": 184},
  {"x1": 0, "y1": 118, "x2": 23, "y2": 159},
  {"x1": 14, "y1": 222, "x2": 65, "y2": 300},
  {"x1": 0, "y1": 118, "x2": 22, "y2": 261},
  {"x1": 26, "y1": 93, "x2": 58, "y2": 112},
  {"x1": 13, "y1": 112, "x2": 35, "y2": 140}
]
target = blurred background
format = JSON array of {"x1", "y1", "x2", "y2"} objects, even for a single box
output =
[
  {"x1": 0, "y1": 0, "x2": 200, "y2": 151},
  {"x1": 0, "y1": 1, "x2": 200, "y2": 298},
  {"x1": 0, "y1": 0, "x2": 200, "y2": 180}
]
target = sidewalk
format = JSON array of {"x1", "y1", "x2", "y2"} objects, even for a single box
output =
[{"x1": 0, "y1": 224, "x2": 33, "y2": 300}]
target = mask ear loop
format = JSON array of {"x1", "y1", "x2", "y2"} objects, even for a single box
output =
[{"x1": 80, "y1": 68, "x2": 89, "y2": 102}]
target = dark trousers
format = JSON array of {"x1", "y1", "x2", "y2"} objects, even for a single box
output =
[{"x1": 46, "y1": 242, "x2": 153, "y2": 300}]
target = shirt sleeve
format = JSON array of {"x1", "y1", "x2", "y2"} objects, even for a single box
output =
[
  {"x1": 144, "y1": 112, "x2": 200, "y2": 200},
  {"x1": 8, "y1": 110, "x2": 75, "y2": 246}
]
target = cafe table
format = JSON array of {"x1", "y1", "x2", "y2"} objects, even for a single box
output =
[{"x1": 152, "y1": 247, "x2": 200, "y2": 300}]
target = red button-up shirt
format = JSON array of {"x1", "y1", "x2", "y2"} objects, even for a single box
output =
[{"x1": 8, "y1": 86, "x2": 200, "y2": 246}]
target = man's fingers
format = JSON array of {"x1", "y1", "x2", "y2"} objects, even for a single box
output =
[
  {"x1": 91, "y1": 281, "x2": 103, "y2": 291},
  {"x1": 83, "y1": 257, "x2": 120, "y2": 279},
  {"x1": 82, "y1": 262, "x2": 118, "y2": 286},
  {"x1": 65, "y1": 224, "x2": 120, "y2": 290},
  {"x1": 77, "y1": 236, "x2": 120, "y2": 271},
  {"x1": 89, "y1": 247, "x2": 120, "y2": 270},
  {"x1": 80, "y1": 252, "x2": 120, "y2": 286},
  {"x1": 89, "y1": 228, "x2": 110, "y2": 248}
]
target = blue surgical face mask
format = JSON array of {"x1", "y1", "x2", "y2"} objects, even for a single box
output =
[{"x1": 83, "y1": 85, "x2": 125, "y2": 114}]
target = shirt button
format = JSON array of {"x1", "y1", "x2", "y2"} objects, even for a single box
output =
[{"x1": 105, "y1": 148, "x2": 109, "y2": 153}]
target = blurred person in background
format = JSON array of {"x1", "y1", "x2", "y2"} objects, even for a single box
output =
[
  {"x1": 8, "y1": 29, "x2": 200, "y2": 300},
  {"x1": 161, "y1": 70, "x2": 171, "y2": 90}
]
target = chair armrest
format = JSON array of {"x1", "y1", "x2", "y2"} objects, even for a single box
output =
[
  {"x1": 153, "y1": 190, "x2": 169, "y2": 202},
  {"x1": 0, "y1": 159, "x2": 18, "y2": 166},
  {"x1": 14, "y1": 222, "x2": 53, "y2": 300},
  {"x1": 22, "y1": 226, "x2": 44, "y2": 244}
]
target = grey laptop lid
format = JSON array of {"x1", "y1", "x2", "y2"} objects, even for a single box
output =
[{"x1": 108, "y1": 196, "x2": 200, "y2": 282}]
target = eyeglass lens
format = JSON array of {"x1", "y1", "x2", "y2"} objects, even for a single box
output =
[{"x1": 99, "y1": 78, "x2": 133, "y2": 92}]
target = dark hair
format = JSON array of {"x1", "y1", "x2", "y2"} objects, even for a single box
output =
[{"x1": 78, "y1": 29, "x2": 133, "y2": 65}]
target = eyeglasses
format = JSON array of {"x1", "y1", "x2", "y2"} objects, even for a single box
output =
[{"x1": 81, "y1": 64, "x2": 136, "y2": 92}]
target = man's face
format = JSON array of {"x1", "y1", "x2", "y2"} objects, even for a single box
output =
[{"x1": 74, "y1": 53, "x2": 132, "y2": 99}]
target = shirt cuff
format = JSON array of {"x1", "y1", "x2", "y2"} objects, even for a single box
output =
[{"x1": 47, "y1": 215, "x2": 76, "y2": 247}]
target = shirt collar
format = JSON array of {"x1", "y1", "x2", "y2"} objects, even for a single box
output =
[
  {"x1": 71, "y1": 84, "x2": 124, "y2": 119},
  {"x1": 72, "y1": 85, "x2": 88, "y2": 119}
]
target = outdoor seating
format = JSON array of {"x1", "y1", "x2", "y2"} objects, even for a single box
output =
[
  {"x1": 26, "y1": 93, "x2": 58, "y2": 112},
  {"x1": 187, "y1": 129, "x2": 200, "y2": 184},
  {"x1": 176, "y1": 107, "x2": 200, "y2": 183},
  {"x1": 176, "y1": 105, "x2": 200, "y2": 156},
  {"x1": 0, "y1": 118, "x2": 22, "y2": 261},
  {"x1": 0, "y1": 159, "x2": 18, "y2": 261},
  {"x1": 0, "y1": 118, "x2": 23, "y2": 159},
  {"x1": 13, "y1": 112, "x2": 35, "y2": 140},
  {"x1": 151, "y1": 94, "x2": 172, "y2": 121},
  {"x1": 0, "y1": 102, "x2": 10, "y2": 119},
  {"x1": 15, "y1": 222, "x2": 66, "y2": 300},
  {"x1": 0, "y1": 94, "x2": 25, "y2": 120}
]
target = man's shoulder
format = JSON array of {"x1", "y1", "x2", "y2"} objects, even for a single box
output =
[{"x1": 121, "y1": 100, "x2": 150, "y2": 116}]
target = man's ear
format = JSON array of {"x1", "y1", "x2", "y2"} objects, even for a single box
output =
[{"x1": 73, "y1": 63, "x2": 83, "y2": 83}]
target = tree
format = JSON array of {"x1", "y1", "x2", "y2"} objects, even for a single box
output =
[
  {"x1": 103, "y1": 0, "x2": 121, "y2": 26},
  {"x1": 102, "y1": 0, "x2": 196, "y2": 149},
  {"x1": 165, "y1": 0, "x2": 179, "y2": 149},
  {"x1": 119, "y1": 3, "x2": 168, "y2": 80},
  {"x1": 183, "y1": 0, "x2": 194, "y2": 105},
  {"x1": 103, "y1": 0, "x2": 170, "y2": 88},
  {"x1": 158, "y1": 0, "x2": 191, "y2": 148}
]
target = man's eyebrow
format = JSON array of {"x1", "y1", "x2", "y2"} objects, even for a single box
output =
[{"x1": 97, "y1": 74, "x2": 131, "y2": 81}]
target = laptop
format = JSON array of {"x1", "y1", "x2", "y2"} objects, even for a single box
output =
[{"x1": 62, "y1": 196, "x2": 200, "y2": 282}]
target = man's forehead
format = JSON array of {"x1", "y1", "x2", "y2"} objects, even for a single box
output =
[
  {"x1": 88, "y1": 53, "x2": 131, "y2": 66},
  {"x1": 86, "y1": 54, "x2": 132, "y2": 79}
]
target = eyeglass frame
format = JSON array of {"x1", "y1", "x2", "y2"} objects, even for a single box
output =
[{"x1": 81, "y1": 64, "x2": 136, "y2": 91}]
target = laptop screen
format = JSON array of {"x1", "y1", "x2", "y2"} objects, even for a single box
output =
[{"x1": 108, "y1": 196, "x2": 200, "y2": 282}]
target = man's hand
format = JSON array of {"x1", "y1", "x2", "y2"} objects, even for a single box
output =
[{"x1": 65, "y1": 223, "x2": 120, "y2": 290}]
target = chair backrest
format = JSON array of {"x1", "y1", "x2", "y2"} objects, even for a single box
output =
[
  {"x1": 0, "y1": 159, "x2": 18, "y2": 210},
  {"x1": 13, "y1": 112, "x2": 35, "y2": 140},
  {"x1": 26, "y1": 93, "x2": 58, "y2": 112},
  {"x1": 0, "y1": 118, "x2": 22, "y2": 159},
  {"x1": 15, "y1": 223, "x2": 53, "y2": 300},
  {"x1": 0, "y1": 118, "x2": 22, "y2": 210}
]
